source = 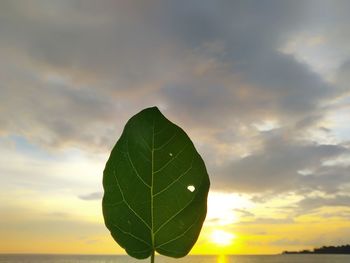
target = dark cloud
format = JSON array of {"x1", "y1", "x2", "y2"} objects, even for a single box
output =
[
  {"x1": 155, "y1": 1, "x2": 339, "y2": 131},
  {"x1": 0, "y1": 0, "x2": 168, "y2": 151},
  {"x1": 297, "y1": 195, "x2": 350, "y2": 214},
  {"x1": 300, "y1": 165, "x2": 350, "y2": 194},
  {"x1": 157, "y1": 0, "x2": 306, "y2": 48},
  {"x1": 215, "y1": 131, "x2": 349, "y2": 193},
  {"x1": 318, "y1": 211, "x2": 350, "y2": 220},
  {"x1": 336, "y1": 59, "x2": 350, "y2": 91},
  {"x1": 0, "y1": 1, "x2": 349, "y2": 200},
  {"x1": 2, "y1": 1, "x2": 350, "y2": 253},
  {"x1": 0, "y1": 0, "x2": 346, "y2": 150}
]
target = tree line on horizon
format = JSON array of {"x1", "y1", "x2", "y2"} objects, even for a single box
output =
[{"x1": 283, "y1": 244, "x2": 350, "y2": 254}]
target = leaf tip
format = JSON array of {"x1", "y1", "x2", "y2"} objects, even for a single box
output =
[{"x1": 149, "y1": 106, "x2": 161, "y2": 112}]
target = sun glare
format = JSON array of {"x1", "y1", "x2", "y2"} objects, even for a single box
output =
[
  {"x1": 211, "y1": 230, "x2": 236, "y2": 246},
  {"x1": 206, "y1": 192, "x2": 253, "y2": 226}
]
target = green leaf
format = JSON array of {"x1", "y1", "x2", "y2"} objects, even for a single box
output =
[{"x1": 102, "y1": 107, "x2": 210, "y2": 260}]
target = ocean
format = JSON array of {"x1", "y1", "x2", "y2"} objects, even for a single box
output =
[{"x1": 0, "y1": 254, "x2": 349, "y2": 263}]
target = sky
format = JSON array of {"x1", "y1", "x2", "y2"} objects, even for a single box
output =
[{"x1": 1, "y1": 0, "x2": 350, "y2": 256}]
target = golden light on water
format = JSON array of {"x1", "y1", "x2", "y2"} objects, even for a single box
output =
[
  {"x1": 211, "y1": 230, "x2": 236, "y2": 246},
  {"x1": 217, "y1": 254, "x2": 228, "y2": 263}
]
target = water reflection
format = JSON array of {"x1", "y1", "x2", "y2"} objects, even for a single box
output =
[{"x1": 217, "y1": 254, "x2": 228, "y2": 263}]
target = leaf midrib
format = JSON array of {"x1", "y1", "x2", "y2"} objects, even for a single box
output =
[
  {"x1": 151, "y1": 120, "x2": 155, "y2": 252},
  {"x1": 150, "y1": 120, "x2": 199, "y2": 252}
]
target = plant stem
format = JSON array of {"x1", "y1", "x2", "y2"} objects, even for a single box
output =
[{"x1": 151, "y1": 250, "x2": 155, "y2": 263}]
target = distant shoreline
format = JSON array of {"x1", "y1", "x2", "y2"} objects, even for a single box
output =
[{"x1": 283, "y1": 244, "x2": 350, "y2": 254}]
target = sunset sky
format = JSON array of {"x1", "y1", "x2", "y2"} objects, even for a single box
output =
[{"x1": 1, "y1": 0, "x2": 350, "y2": 255}]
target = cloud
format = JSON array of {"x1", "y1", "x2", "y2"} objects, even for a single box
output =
[
  {"x1": 46, "y1": 212, "x2": 69, "y2": 218},
  {"x1": 78, "y1": 192, "x2": 103, "y2": 201},
  {"x1": 0, "y1": 0, "x2": 169, "y2": 151},
  {"x1": 214, "y1": 130, "x2": 349, "y2": 193},
  {"x1": 1, "y1": 1, "x2": 350, "y2": 254},
  {"x1": 1, "y1": 1, "x2": 350, "y2": 235},
  {"x1": 300, "y1": 164, "x2": 350, "y2": 194},
  {"x1": 155, "y1": 1, "x2": 339, "y2": 127},
  {"x1": 238, "y1": 217, "x2": 294, "y2": 225},
  {"x1": 337, "y1": 59, "x2": 350, "y2": 89},
  {"x1": 269, "y1": 238, "x2": 303, "y2": 246},
  {"x1": 297, "y1": 195, "x2": 350, "y2": 213},
  {"x1": 0, "y1": 0, "x2": 347, "y2": 154},
  {"x1": 0, "y1": 139, "x2": 103, "y2": 186},
  {"x1": 234, "y1": 208, "x2": 254, "y2": 217}
]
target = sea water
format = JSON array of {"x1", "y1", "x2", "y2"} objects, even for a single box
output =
[{"x1": 0, "y1": 254, "x2": 350, "y2": 263}]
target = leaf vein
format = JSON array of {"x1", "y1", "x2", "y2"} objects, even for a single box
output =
[
  {"x1": 151, "y1": 117, "x2": 155, "y2": 251},
  {"x1": 154, "y1": 174, "x2": 205, "y2": 235},
  {"x1": 154, "y1": 144, "x2": 189, "y2": 174},
  {"x1": 156, "y1": 213, "x2": 201, "y2": 248},
  {"x1": 139, "y1": 133, "x2": 151, "y2": 151},
  {"x1": 139, "y1": 150, "x2": 151, "y2": 163},
  {"x1": 154, "y1": 132, "x2": 178, "y2": 151},
  {"x1": 103, "y1": 200, "x2": 124, "y2": 207},
  {"x1": 112, "y1": 223, "x2": 150, "y2": 246},
  {"x1": 154, "y1": 126, "x2": 167, "y2": 135},
  {"x1": 112, "y1": 164, "x2": 151, "y2": 230},
  {"x1": 126, "y1": 141, "x2": 151, "y2": 188},
  {"x1": 153, "y1": 155, "x2": 195, "y2": 197}
]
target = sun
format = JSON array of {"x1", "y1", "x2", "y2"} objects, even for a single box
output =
[{"x1": 211, "y1": 230, "x2": 236, "y2": 246}]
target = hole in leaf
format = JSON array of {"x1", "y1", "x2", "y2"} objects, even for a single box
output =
[
  {"x1": 169, "y1": 152, "x2": 173, "y2": 157},
  {"x1": 187, "y1": 185, "x2": 195, "y2": 192}
]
